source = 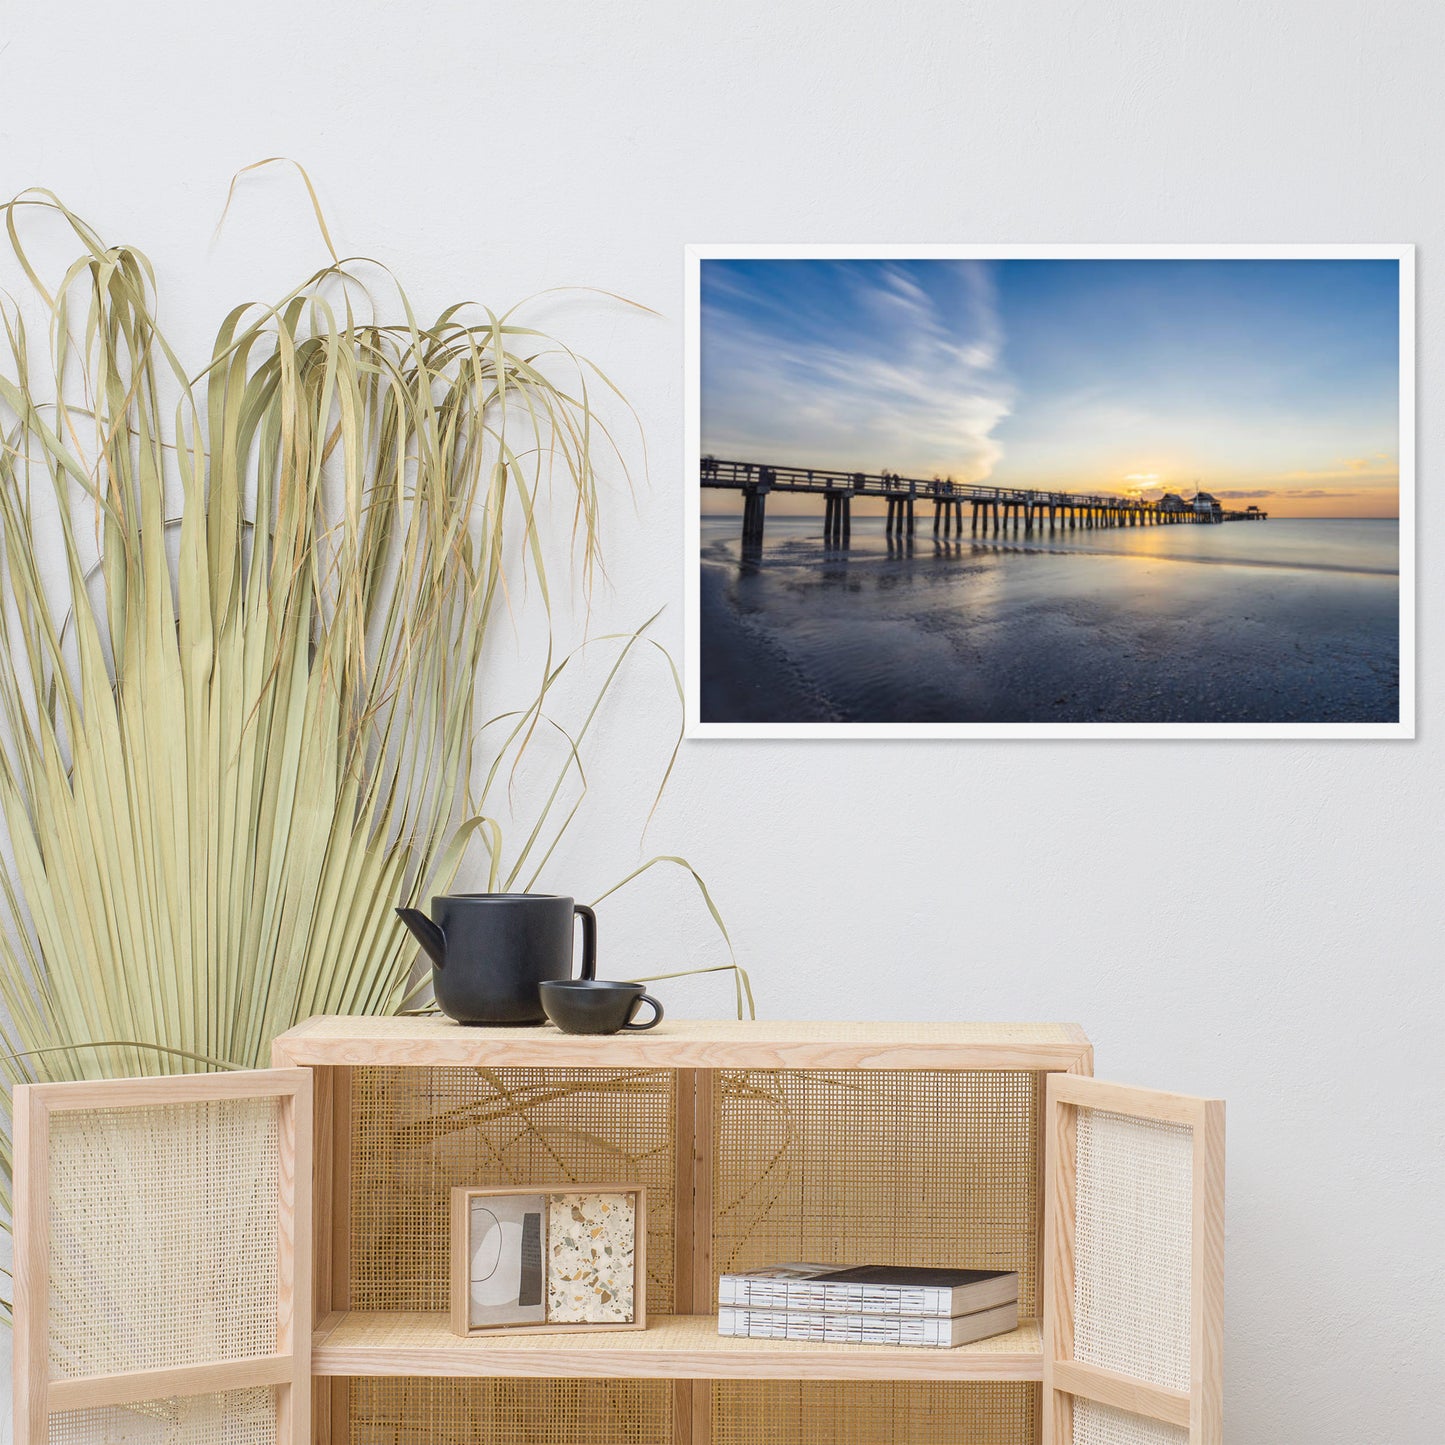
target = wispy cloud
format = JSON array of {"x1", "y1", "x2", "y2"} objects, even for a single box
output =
[
  {"x1": 700, "y1": 260, "x2": 1012, "y2": 481},
  {"x1": 1214, "y1": 487, "x2": 1363, "y2": 500},
  {"x1": 1266, "y1": 465, "x2": 1397, "y2": 486}
]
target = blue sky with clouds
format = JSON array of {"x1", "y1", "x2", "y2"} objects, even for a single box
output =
[{"x1": 699, "y1": 257, "x2": 1400, "y2": 515}]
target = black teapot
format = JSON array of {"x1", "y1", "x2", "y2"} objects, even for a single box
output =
[{"x1": 396, "y1": 893, "x2": 597, "y2": 1025}]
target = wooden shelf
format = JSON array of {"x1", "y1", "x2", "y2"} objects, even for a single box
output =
[
  {"x1": 312, "y1": 1311, "x2": 1043, "y2": 1382},
  {"x1": 274, "y1": 1015, "x2": 1092, "y2": 1072}
]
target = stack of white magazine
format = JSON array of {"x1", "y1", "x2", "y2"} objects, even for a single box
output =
[{"x1": 716, "y1": 1263, "x2": 1019, "y2": 1349}]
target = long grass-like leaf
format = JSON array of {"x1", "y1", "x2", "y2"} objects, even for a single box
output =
[{"x1": 0, "y1": 182, "x2": 745, "y2": 1323}]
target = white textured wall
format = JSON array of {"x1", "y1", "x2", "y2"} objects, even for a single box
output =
[{"x1": 1, "y1": 2, "x2": 1441, "y2": 1440}]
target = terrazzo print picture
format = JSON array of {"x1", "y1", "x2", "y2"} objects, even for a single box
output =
[
  {"x1": 455, "y1": 1185, "x2": 644, "y2": 1333},
  {"x1": 546, "y1": 1192, "x2": 637, "y2": 1324}
]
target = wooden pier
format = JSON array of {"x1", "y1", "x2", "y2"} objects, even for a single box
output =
[{"x1": 701, "y1": 457, "x2": 1267, "y2": 548}]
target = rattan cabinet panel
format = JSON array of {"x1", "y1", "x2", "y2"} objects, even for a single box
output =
[
  {"x1": 347, "y1": 1377, "x2": 672, "y2": 1445},
  {"x1": 1042, "y1": 1078, "x2": 1225, "y2": 1445},
  {"x1": 270, "y1": 1018, "x2": 1101, "y2": 1445},
  {"x1": 710, "y1": 1068, "x2": 1042, "y2": 1316},
  {"x1": 712, "y1": 1380, "x2": 1041, "y2": 1445},
  {"x1": 11, "y1": 1071, "x2": 312, "y2": 1445},
  {"x1": 346, "y1": 1066, "x2": 676, "y2": 1316},
  {"x1": 9, "y1": 1020, "x2": 1223, "y2": 1445}
]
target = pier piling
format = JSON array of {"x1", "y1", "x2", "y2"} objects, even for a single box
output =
[
  {"x1": 706, "y1": 460, "x2": 1269, "y2": 541},
  {"x1": 741, "y1": 486, "x2": 767, "y2": 547}
]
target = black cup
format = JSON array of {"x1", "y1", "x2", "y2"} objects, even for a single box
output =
[{"x1": 539, "y1": 980, "x2": 664, "y2": 1035}]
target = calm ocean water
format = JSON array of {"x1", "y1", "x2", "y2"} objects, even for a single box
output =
[{"x1": 699, "y1": 516, "x2": 1400, "y2": 724}]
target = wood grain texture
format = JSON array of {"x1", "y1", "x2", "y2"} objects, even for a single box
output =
[
  {"x1": 673, "y1": 1070, "x2": 699, "y2": 1318},
  {"x1": 1041, "y1": 1070, "x2": 1079, "y2": 1445},
  {"x1": 290, "y1": 1064, "x2": 349, "y2": 1445},
  {"x1": 1051, "y1": 1359, "x2": 1191, "y2": 1429},
  {"x1": 326, "y1": 1068, "x2": 351, "y2": 1445},
  {"x1": 281, "y1": 1075, "x2": 313, "y2": 1445},
  {"x1": 449, "y1": 1184, "x2": 470, "y2": 1338},
  {"x1": 1048, "y1": 1074, "x2": 1214, "y2": 1127},
  {"x1": 11, "y1": 1086, "x2": 49, "y2": 1445},
  {"x1": 1042, "y1": 1075, "x2": 1226, "y2": 1445},
  {"x1": 12, "y1": 1068, "x2": 312, "y2": 1445},
  {"x1": 311, "y1": 1311, "x2": 1044, "y2": 1381},
  {"x1": 635, "y1": 1190, "x2": 650, "y2": 1333},
  {"x1": 22, "y1": 1068, "x2": 308, "y2": 1110},
  {"x1": 271, "y1": 1016, "x2": 1093, "y2": 1071},
  {"x1": 305, "y1": 1064, "x2": 335, "y2": 1326},
  {"x1": 673, "y1": 1379, "x2": 694, "y2": 1445},
  {"x1": 1192, "y1": 1099, "x2": 1227, "y2": 1445},
  {"x1": 691, "y1": 1069, "x2": 715, "y2": 1315},
  {"x1": 46, "y1": 1354, "x2": 292, "y2": 1411},
  {"x1": 691, "y1": 1069, "x2": 715, "y2": 1445},
  {"x1": 274, "y1": 1056, "x2": 346, "y2": 1445},
  {"x1": 672, "y1": 1070, "x2": 700, "y2": 1445}
]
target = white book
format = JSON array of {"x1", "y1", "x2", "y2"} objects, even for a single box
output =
[
  {"x1": 717, "y1": 1262, "x2": 1018, "y2": 1318},
  {"x1": 717, "y1": 1300, "x2": 1020, "y2": 1349}
]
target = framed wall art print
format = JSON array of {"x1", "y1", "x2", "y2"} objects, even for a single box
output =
[{"x1": 684, "y1": 244, "x2": 1415, "y2": 739}]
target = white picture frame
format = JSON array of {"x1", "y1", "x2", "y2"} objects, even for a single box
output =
[{"x1": 684, "y1": 243, "x2": 1414, "y2": 740}]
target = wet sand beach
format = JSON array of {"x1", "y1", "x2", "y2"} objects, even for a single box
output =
[{"x1": 699, "y1": 517, "x2": 1400, "y2": 725}]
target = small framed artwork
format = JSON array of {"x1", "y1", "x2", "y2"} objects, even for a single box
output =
[{"x1": 450, "y1": 1184, "x2": 647, "y2": 1336}]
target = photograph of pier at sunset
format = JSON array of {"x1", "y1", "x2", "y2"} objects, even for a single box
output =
[{"x1": 688, "y1": 249, "x2": 1411, "y2": 736}]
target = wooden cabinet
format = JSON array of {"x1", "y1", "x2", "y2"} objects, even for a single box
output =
[{"x1": 11, "y1": 1019, "x2": 1223, "y2": 1445}]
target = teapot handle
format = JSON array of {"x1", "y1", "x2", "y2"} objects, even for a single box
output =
[{"x1": 573, "y1": 903, "x2": 597, "y2": 980}]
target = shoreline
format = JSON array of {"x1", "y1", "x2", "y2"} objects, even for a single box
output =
[
  {"x1": 697, "y1": 524, "x2": 1400, "y2": 725},
  {"x1": 699, "y1": 564, "x2": 833, "y2": 723}
]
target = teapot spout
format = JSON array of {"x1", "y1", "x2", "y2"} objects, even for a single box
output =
[{"x1": 396, "y1": 907, "x2": 447, "y2": 969}]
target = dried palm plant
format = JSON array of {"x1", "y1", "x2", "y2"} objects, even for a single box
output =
[{"x1": 0, "y1": 182, "x2": 745, "y2": 1321}]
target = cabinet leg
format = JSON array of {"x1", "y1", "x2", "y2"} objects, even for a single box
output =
[
  {"x1": 674, "y1": 1381, "x2": 713, "y2": 1445},
  {"x1": 315, "y1": 1379, "x2": 348, "y2": 1445},
  {"x1": 693, "y1": 1382, "x2": 713, "y2": 1445},
  {"x1": 309, "y1": 1066, "x2": 351, "y2": 1445}
]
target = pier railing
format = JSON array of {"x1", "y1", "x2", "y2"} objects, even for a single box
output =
[{"x1": 700, "y1": 456, "x2": 1267, "y2": 546}]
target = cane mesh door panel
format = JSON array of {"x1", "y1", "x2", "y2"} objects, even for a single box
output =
[
  {"x1": 1043, "y1": 1077, "x2": 1223, "y2": 1445},
  {"x1": 1071, "y1": 1399, "x2": 1189, "y2": 1445},
  {"x1": 13, "y1": 1070, "x2": 311, "y2": 1445},
  {"x1": 46, "y1": 1388, "x2": 280, "y2": 1445}
]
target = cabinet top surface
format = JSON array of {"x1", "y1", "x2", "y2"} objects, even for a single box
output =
[{"x1": 272, "y1": 1015, "x2": 1091, "y2": 1070}]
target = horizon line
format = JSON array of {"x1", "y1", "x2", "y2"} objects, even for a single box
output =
[{"x1": 698, "y1": 509, "x2": 1400, "y2": 521}]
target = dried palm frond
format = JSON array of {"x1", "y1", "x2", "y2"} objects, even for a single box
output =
[{"x1": 0, "y1": 185, "x2": 745, "y2": 1321}]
